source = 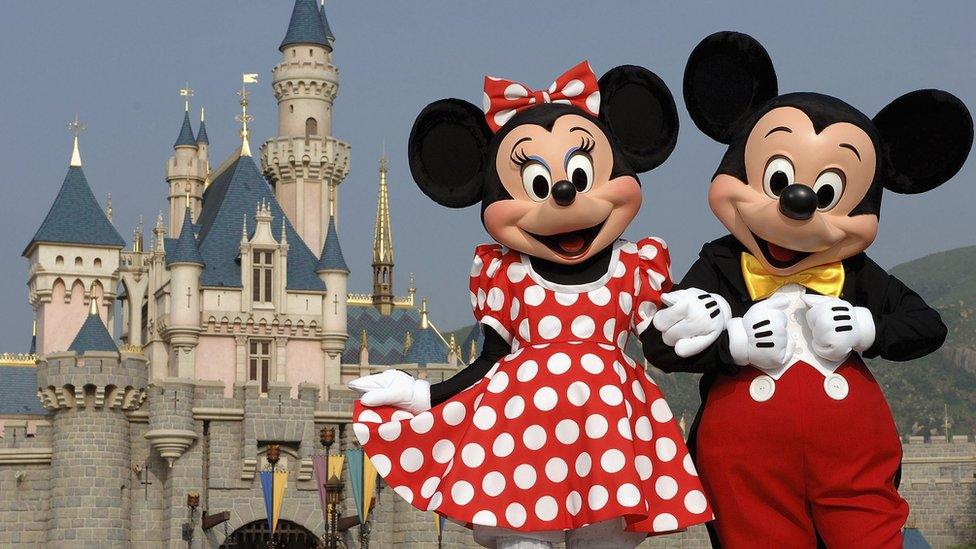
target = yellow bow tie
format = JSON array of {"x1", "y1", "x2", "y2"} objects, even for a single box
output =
[{"x1": 741, "y1": 253, "x2": 845, "y2": 300}]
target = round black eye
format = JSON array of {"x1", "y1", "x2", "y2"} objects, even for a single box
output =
[
  {"x1": 532, "y1": 175, "x2": 549, "y2": 199},
  {"x1": 769, "y1": 172, "x2": 789, "y2": 196},
  {"x1": 565, "y1": 152, "x2": 594, "y2": 193},
  {"x1": 816, "y1": 186, "x2": 834, "y2": 208},
  {"x1": 571, "y1": 168, "x2": 588, "y2": 191}
]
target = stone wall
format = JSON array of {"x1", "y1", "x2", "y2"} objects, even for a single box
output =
[
  {"x1": 0, "y1": 416, "x2": 52, "y2": 546},
  {"x1": 900, "y1": 435, "x2": 976, "y2": 548}
]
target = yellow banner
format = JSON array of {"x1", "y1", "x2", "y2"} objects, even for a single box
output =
[
  {"x1": 328, "y1": 454, "x2": 345, "y2": 481},
  {"x1": 363, "y1": 457, "x2": 378, "y2": 519},
  {"x1": 271, "y1": 470, "x2": 287, "y2": 533}
]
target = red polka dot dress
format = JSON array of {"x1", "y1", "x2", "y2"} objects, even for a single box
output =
[{"x1": 353, "y1": 238, "x2": 712, "y2": 534}]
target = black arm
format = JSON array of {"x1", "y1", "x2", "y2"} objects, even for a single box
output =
[
  {"x1": 429, "y1": 326, "x2": 510, "y2": 406},
  {"x1": 855, "y1": 258, "x2": 947, "y2": 362},
  {"x1": 639, "y1": 248, "x2": 739, "y2": 375}
]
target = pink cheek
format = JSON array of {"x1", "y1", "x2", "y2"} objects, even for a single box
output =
[
  {"x1": 607, "y1": 178, "x2": 642, "y2": 208},
  {"x1": 483, "y1": 201, "x2": 529, "y2": 235}
]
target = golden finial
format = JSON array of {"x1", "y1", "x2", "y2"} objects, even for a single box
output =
[
  {"x1": 200, "y1": 106, "x2": 205, "y2": 123},
  {"x1": 403, "y1": 331, "x2": 413, "y2": 353},
  {"x1": 105, "y1": 193, "x2": 113, "y2": 222},
  {"x1": 420, "y1": 298, "x2": 429, "y2": 329},
  {"x1": 360, "y1": 329, "x2": 369, "y2": 352},
  {"x1": 68, "y1": 114, "x2": 85, "y2": 167},
  {"x1": 469, "y1": 338, "x2": 478, "y2": 363},
  {"x1": 133, "y1": 216, "x2": 144, "y2": 253},
  {"x1": 32, "y1": 319, "x2": 36, "y2": 337},
  {"x1": 236, "y1": 73, "x2": 259, "y2": 157},
  {"x1": 449, "y1": 333, "x2": 458, "y2": 355},
  {"x1": 179, "y1": 82, "x2": 194, "y2": 112},
  {"x1": 89, "y1": 295, "x2": 99, "y2": 316}
]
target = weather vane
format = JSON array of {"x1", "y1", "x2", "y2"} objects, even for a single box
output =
[
  {"x1": 67, "y1": 114, "x2": 86, "y2": 167},
  {"x1": 236, "y1": 73, "x2": 258, "y2": 156},
  {"x1": 179, "y1": 82, "x2": 194, "y2": 112}
]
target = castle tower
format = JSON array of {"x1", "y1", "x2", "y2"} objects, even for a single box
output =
[
  {"x1": 261, "y1": 0, "x2": 350, "y2": 253},
  {"x1": 23, "y1": 122, "x2": 125, "y2": 356},
  {"x1": 37, "y1": 300, "x2": 148, "y2": 546},
  {"x1": 166, "y1": 88, "x2": 208, "y2": 236},
  {"x1": 317, "y1": 210, "x2": 349, "y2": 385},
  {"x1": 164, "y1": 207, "x2": 204, "y2": 377},
  {"x1": 372, "y1": 154, "x2": 394, "y2": 314}
]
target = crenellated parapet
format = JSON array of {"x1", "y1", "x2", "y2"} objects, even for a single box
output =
[
  {"x1": 260, "y1": 135, "x2": 350, "y2": 184},
  {"x1": 35, "y1": 351, "x2": 148, "y2": 412}
]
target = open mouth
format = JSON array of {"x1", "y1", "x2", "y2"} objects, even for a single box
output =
[
  {"x1": 527, "y1": 219, "x2": 607, "y2": 259},
  {"x1": 750, "y1": 231, "x2": 812, "y2": 269}
]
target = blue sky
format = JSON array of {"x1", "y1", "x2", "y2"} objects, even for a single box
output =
[{"x1": 0, "y1": 1, "x2": 973, "y2": 350}]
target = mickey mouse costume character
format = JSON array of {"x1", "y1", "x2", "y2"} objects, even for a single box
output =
[
  {"x1": 349, "y1": 62, "x2": 715, "y2": 548},
  {"x1": 643, "y1": 32, "x2": 974, "y2": 548}
]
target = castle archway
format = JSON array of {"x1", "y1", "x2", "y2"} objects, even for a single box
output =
[{"x1": 220, "y1": 519, "x2": 323, "y2": 549}]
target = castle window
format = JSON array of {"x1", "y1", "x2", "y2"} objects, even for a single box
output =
[
  {"x1": 305, "y1": 117, "x2": 318, "y2": 138},
  {"x1": 56, "y1": 255, "x2": 64, "y2": 266},
  {"x1": 249, "y1": 339, "x2": 272, "y2": 393},
  {"x1": 292, "y1": 48, "x2": 296, "y2": 57},
  {"x1": 289, "y1": 105, "x2": 294, "y2": 114},
  {"x1": 309, "y1": 48, "x2": 313, "y2": 57},
  {"x1": 252, "y1": 250, "x2": 273, "y2": 304},
  {"x1": 94, "y1": 258, "x2": 102, "y2": 268},
  {"x1": 75, "y1": 257, "x2": 83, "y2": 267}
]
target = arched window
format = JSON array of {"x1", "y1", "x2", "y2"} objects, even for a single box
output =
[
  {"x1": 74, "y1": 257, "x2": 83, "y2": 267},
  {"x1": 94, "y1": 258, "x2": 102, "y2": 268},
  {"x1": 305, "y1": 117, "x2": 318, "y2": 138},
  {"x1": 55, "y1": 255, "x2": 64, "y2": 266},
  {"x1": 289, "y1": 104, "x2": 294, "y2": 114}
]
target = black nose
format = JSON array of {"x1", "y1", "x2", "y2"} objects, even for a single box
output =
[
  {"x1": 778, "y1": 184, "x2": 818, "y2": 220},
  {"x1": 551, "y1": 180, "x2": 576, "y2": 206}
]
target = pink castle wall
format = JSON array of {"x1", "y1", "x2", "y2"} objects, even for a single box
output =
[
  {"x1": 195, "y1": 335, "x2": 236, "y2": 396},
  {"x1": 285, "y1": 339, "x2": 323, "y2": 397},
  {"x1": 41, "y1": 279, "x2": 89, "y2": 355}
]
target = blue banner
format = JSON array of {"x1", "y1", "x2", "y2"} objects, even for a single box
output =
[
  {"x1": 259, "y1": 470, "x2": 274, "y2": 532},
  {"x1": 345, "y1": 448, "x2": 365, "y2": 523}
]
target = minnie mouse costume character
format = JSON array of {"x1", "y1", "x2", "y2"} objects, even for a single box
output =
[
  {"x1": 643, "y1": 32, "x2": 974, "y2": 548},
  {"x1": 349, "y1": 61, "x2": 715, "y2": 548}
]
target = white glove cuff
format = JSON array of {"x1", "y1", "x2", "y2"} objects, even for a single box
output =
[
  {"x1": 853, "y1": 307, "x2": 876, "y2": 352},
  {"x1": 726, "y1": 317, "x2": 750, "y2": 366},
  {"x1": 408, "y1": 379, "x2": 432, "y2": 414}
]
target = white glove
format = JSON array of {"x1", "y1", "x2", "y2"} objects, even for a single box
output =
[
  {"x1": 726, "y1": 294, "x2": 796, "y2": 370},
  {"x1": 653, "y1": 288, "x2": 732, "y2": 357},
  {"x1": 348, "y1": 369, "x2": 431, "y2": 414},
  {"x1": 801, "y1": 295, "x2": 875, "y2": 362}
]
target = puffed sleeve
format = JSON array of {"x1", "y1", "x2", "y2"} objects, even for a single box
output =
[
  {"x1": 469, "y1": 244, "x2": 514, "y2": 344},
  {"x1": 631, "y1": 237, "x2": 673, "y2": 335}
]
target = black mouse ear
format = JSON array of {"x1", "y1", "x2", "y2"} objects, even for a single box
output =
[
  {"x1": 597, "y1": 65, "x2": 679, "y2": 173},
  {"x1": 873, "y1": 89, "x2": 973, "y2": 194},
  {"x1": 408, "y1": 99, "x2": 492, "y2": 208},
  {"x1": 683, "y1": 31, "x2": 778, "y2": 144}
]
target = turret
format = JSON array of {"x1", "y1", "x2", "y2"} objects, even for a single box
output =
[
  {"x1": 24, "y1": 121, "x2": 125, "y2": 356},
  {"x1": 164, "y1": 207, "x2": 204, "y2": 377},
  {"x1": 166, "y1": 88, "x2": 207, "y2": 236},
  {"x1": 261, "y1": 0, "x2": 350, "y2": 253},
  {"x1": 196, "y1": 107, "x2": 211, "y2": 186},
  {"x1": 317, "y1": 212, "x2": 348, "y2": 385},
  {"x1": 36, "y1": 299, "x2": 148, "y2": 545}
]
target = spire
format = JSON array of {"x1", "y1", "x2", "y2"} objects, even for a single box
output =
[
  {"x1": 197, "y1": 107, "x2": 209, "y2": 145},
  {"x1": 373, "y1": 153, "x2": 393, "y2": 264},
  {"x1": 29, "y1": 320, "x2": 37, "y2": 355},
  {"x1": 132, "y1": 216, "x2": 144, "y2": 253},
  {"x1": 316, "y1": 213, "x2": 348, "y2": 272},
  {"x1": 166, "y1": 208, "x2": 204, "y2": 266},
  {"x1": 174, "y1": 110, "x2": 196, "y2": 148},
  {"x1": 68, "y1": 115, "x2": 84, "y2": 167},
  {"x1": 405, "y1": 300, "x2": 448, "y2": 366},
  {"x1": 236, "y1": 74, "x2": 258, "y2": 157},
  {"x1": 280, "y1": 0, "x2": 331, "y2": 51},
  {"x1": 68, "y1": 298, "x2": 117, "y2": 354},
  {"x1": 105, "y1": 193, "x2": 113, "y2": 222}
]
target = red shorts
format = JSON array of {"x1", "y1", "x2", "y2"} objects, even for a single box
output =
[{"x1": 694, "y1": 358, "x2": 907, "y2": 548}]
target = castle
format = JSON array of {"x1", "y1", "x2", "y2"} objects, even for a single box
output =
[{"x1": 0, "y1": 1, "x2": 973, "y2": 548}]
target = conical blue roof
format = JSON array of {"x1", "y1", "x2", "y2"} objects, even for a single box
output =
[
  {"x1": 405, "y1": 327, "x2": 447, "y2": 365},
  {"x1": 23, "y1": 166, "x2": 125, "y2": 255},
  {"x1": 167, "y1": 208, "x2": 204, "y2": 266},
  {"x1": 320, "y1": 3, "x2": 335, "y2": 41},
  {"x1": 316, "y1": 215, "x2": 348, "y2": 272},
  {"x1": 197, "y1": 118, "x2": 209, "y2": 145},
  {"x1": 68, "y1": 310, "x2": 117, "y2": 354},
  {"x1": 175, "y1": 110, "x2": 196, "y2": 148},
  {"x1": 280, "y1": 0, "x2": 330, "y2": 50}
]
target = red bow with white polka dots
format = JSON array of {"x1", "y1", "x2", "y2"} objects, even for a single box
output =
[{"x1": 482, "y1": 60, "x2": 601, "y2": 132}]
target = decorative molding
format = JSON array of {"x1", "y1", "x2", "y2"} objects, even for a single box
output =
[
  {"x1": 0, "y1": 353, "x2": 37, "y2": 366},
  {"x1": 192, "y1": 407, "x2": 244, "y2": 421},
  {"x1": 313, "y1": 410, "x2": 352, "y2": 422},
  {"x1": 0, "y1": 448, "x2": 52, "y2": 465},
  {"x1": 145, "y1": 429, "x2": 197, "y2": 467},
  {"x1": 902, "y1": 456, "x2": 976, "y2": 465}
]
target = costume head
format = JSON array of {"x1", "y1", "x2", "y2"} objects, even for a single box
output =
[
  {"x1": 408, "y1": 61, "x2": 679, "y2": 264},
  {"x1": 684, "y1": 31, "x2": 973, "y2": 275}
]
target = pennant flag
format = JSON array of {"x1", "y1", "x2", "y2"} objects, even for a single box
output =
[
  {"x1": 345, "y1": 449, "x2": 365, "y2": 523},
  {"x1": 259, "y1": 470, "x2": 274, "y2": 532},
  {"x1": 362, "y1": 457, "x2": 378, "y2": 520},
  {"x1": 272, "y1": 470, "x2": 287, "y2": 533},
  {"x1": 435, "y1": 513, "x2": 446, "y2": 541},
  {"x1": 328, "y1": 453, "x2": 345, "y2": 481},
  {"x1": 312, "y1": 455, "x2": 329, "y2": 525}
]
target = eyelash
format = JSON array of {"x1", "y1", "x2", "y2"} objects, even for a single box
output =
[{"x1": 511, "y1": 136, "x2": 595, "y2": 166}]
